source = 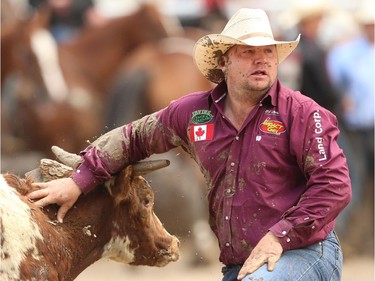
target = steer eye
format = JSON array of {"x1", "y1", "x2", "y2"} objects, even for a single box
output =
[{"x1": 143, "y1": 197, "x2": 152, "y2": 207}]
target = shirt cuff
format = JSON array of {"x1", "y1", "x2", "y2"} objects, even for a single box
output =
[
  {"x1": 269, "y1": 219, "x2": 294, "y2": 250},
  {"x1": 70, "y1": 163, "x2": 100, "y2": 194}
]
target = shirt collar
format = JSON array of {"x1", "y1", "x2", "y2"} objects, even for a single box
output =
[
  {"x1": 210, "y1": 80, "x2": 279, "y2": 107},
  {"x1": 262, "y1": 80, "x2": 278, "y2": 107}
]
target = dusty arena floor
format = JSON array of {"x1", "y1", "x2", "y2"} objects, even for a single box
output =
[{"x1": 76, "y1": 249, "x2": 374, "y2": 281}]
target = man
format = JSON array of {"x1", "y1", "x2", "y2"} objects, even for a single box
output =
[
  {"x1": 293, "y1": 2, "x2": 342, "y2": 115},
  {"x1": 28, "y1": 8, "x2": 351, "y2": 281},
  {"x1": 326, "y1": 5, "x2": 374, "y2": 254}
]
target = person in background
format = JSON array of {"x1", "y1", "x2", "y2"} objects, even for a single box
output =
[
  {"x1": 326, "y1": 4, "x2": 374, "y2": 254},
  {"x1": 29, "y1": 0, "x2": 93, "y2": 43},
  {"x1": 285, "y1": 1, "x2": 342, "y2": 116},
  {"x1": 27, "y1": 8, "x2": 351, "y2": 281}
]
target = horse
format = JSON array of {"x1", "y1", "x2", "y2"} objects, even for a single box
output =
[{"x1": 1, "y1": 4, "x2": 169, "y2": 158}]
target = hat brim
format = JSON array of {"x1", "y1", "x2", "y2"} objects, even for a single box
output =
[{"x1": 193, "y1": 34, "x2": 300, "y2": 83}]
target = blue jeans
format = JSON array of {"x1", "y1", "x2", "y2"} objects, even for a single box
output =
[{"x1": 222, "y1": 231, "x2": 342, "y2": 281}]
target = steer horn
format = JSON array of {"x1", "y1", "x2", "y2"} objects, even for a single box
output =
[
  {"x1": 132, "y1": 159, "x2": 170, "y2": 176},
  {"x1": 51, "y1": 145, "x2": 82, "y2": 169},
  {"x1": 25, "y1": 159, "x2": 74, "y2": 182},
  {"x1": 25, "y1": 146, "x2": 170, "y2": 181},
  {"x1": 52, "y1": 145, "x2": 170, "y2": 175}
]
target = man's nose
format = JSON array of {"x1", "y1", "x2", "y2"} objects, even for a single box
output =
[{"x1": 254, "y1": 55, "x2": 268, "y2": 64}]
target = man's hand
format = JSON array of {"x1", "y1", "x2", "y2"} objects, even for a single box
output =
[
  {"x1": 237, "y1": 232, "x2": 283, "y2": 280},
  {"x1": 27, "y1": 178, "x2": 82, "y2": 223}
]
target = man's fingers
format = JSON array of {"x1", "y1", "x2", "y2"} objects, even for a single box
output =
[
  {"x1": 31, "y1": 182, "x2": 48, "y2": 189},
  {"x1": 267, "y1": 255, "x2": 279, "y2": 271},
  {"x1": 27, "y1": 189, "x2": 49, "y2": 201},
  {"x1": 57, "y1": 204, "x2": 73, "y2": 223},
  {"x1": 33, "y1": 197, "x2": 50, "y2": 208},
  {"x1": 237, "y1": 257, "x2": 266, "y2": 280},
  {"x1": 238, "y1": 254, "x2": 280, "y2": 279}
]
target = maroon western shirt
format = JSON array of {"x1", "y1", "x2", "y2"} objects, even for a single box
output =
[{"x1": 72, "y1": 80, "x2": 351, "y2": 265}]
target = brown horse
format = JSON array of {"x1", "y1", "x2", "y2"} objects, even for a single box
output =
[
  {"x1": 1, "y1": 4, "x2": 169, "y2": 157},
  {"x1": 106, "y1": 36, "x2": 213, "y2": 128}
]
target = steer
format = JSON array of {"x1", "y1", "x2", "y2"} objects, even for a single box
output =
[{"x1": 0, "y1": 149, "x2": 179, "y2": 281}]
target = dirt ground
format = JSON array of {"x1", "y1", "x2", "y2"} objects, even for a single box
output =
[{"x1": 76, "y1": 247, "x2": 374, "y2": 281}]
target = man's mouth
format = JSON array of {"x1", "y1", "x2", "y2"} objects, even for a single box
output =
[{"x1": 251, "y1": 70, "x2": 267, "y2": 76}]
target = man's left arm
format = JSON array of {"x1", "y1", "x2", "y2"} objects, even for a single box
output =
[{"x1": 269, "y1": 103, "x2": 352, "y2": 250}]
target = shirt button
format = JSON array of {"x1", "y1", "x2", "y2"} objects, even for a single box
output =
[
  {"x1": 230, "y1": 162, "x2": 235, "y2": 167},
  {"x1": 225, "y1": 242, "x2": 230, "y2": 247},
  {"x1": 225, "y1": 216, "x2": 229, "y2": 220},
  {"x1": 259, "y1": 103, "x2": 263, "y2": 107},
  {"x1": 235, "y1": 136, "x2": 239, "y2": 141},
  {"x1": 286, "y1": 238, "x2": 291, "y2": 243},
  {"x1": 282, "y1": 230, "x2": 287, "y2": 235}
]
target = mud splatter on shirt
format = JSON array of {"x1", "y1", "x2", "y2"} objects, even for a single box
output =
[{"x1": 71, "y1": 80, "x2": 351, "y2": 265}]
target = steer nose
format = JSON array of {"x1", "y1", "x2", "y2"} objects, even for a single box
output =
[
  {"x1": 173, "y1": 235, "x2": 180, "y2": 247},
  {"x1": 170, "y1": 236, "x2": 180, "y2": 262}
]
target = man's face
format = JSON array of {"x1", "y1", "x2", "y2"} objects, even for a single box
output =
[{"x1": 222, "y1": 45, "x2": 278, "y2": 93}]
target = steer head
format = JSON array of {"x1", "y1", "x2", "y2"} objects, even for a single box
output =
[
  {"x1": 25, "y1": 146, "x2": 179, "y2": 273},
  {"x1": 103, "y1": 165, "x2": 179, "y2": 266}
]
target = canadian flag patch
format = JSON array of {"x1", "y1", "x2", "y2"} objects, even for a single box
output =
[{"x1": 189, "y1": 124, "x2": 214, "y2": 142}]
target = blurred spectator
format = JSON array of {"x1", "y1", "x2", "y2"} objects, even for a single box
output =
[
  {"x1": 284, "y1": 1, "x2": 342, "y2": 114},
  {"x1": 29, "y1": 0, "x2": 93, "y2": 43},
  {"x1": 200, "y1": 0, "x2": 227, "y2": 33},
  {"x1": 326, "y1": 4, "x2": 374, "y2": 253},
  {"x1": 278, "y1": 2, "x2": 364, "y2": 248},
  {"x1": 156, "y1": 0, "x2": 207, "y2": 28},
  {"x1": 155, "y1": 0, "x2": 227, "y2": 32},
  {"x1": 327, "y1": 7, "x2": 374, "y2": 140}
]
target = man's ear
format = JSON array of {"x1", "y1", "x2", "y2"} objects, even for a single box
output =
[{"x1": 218, "y1": 55, "x2": 226, "y2": 67}]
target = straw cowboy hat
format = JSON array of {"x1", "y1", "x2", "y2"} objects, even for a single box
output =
[
  {"x1": 193, "y1": 8, "x2": 300, "y2": 84},
  {"x1": 354, "y1": 1, "x2": 375, "y2": 25},
  {"x1": 278, "y1": 0, "x2": 331, "y2": 29}
]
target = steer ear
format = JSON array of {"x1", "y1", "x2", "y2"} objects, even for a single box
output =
[
  {"x1": 112, "y1": 160, "x2": 170, "y2": 204},
  {"x1": 113, "y1": 165, "x2": 136, "y2": 204}
]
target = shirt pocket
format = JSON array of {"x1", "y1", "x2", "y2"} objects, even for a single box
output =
[
  {"x1": 248, "y1": 132, "x2": 296, "y2": 186},
  {"x1": 252, "y1": 132, "x2": 290, "y2": 164}
]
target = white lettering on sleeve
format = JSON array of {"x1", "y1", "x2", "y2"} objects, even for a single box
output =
[{"x1": 313, "y1": 110, "x2": 327, "y2": 161}]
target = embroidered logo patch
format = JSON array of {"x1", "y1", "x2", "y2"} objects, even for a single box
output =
[
  {"x1": 259, "y1": 118, "x2": 286, "y2": 135},
  {"x1": 191, "y1": 110, "x2": 213, "y2": 124},
  {"x1": 189, "y1": 124, "x2": 214, "y2": 142},
  {"x1": 264, "y1": 109, "x2": 280, "y2": 115}
]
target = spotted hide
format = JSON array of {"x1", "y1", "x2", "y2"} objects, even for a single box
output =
[{"x1": 0, "y1": 164, "x2": 179, "y2": 281}]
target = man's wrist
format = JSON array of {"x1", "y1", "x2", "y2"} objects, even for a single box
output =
[{"x1": 70, "y1": 163, "x2": 99, "y2": 194}]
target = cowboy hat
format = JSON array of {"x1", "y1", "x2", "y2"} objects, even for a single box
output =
[
  {"x1": 354, "y1": 1, "x2": 375, "y2": 25},
  {"x1": 278, "y1": 0, "x2": 331, "y2": 29},
  {"x1": 193, "y1": 8, "x2": 300, "y2": 84}
]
